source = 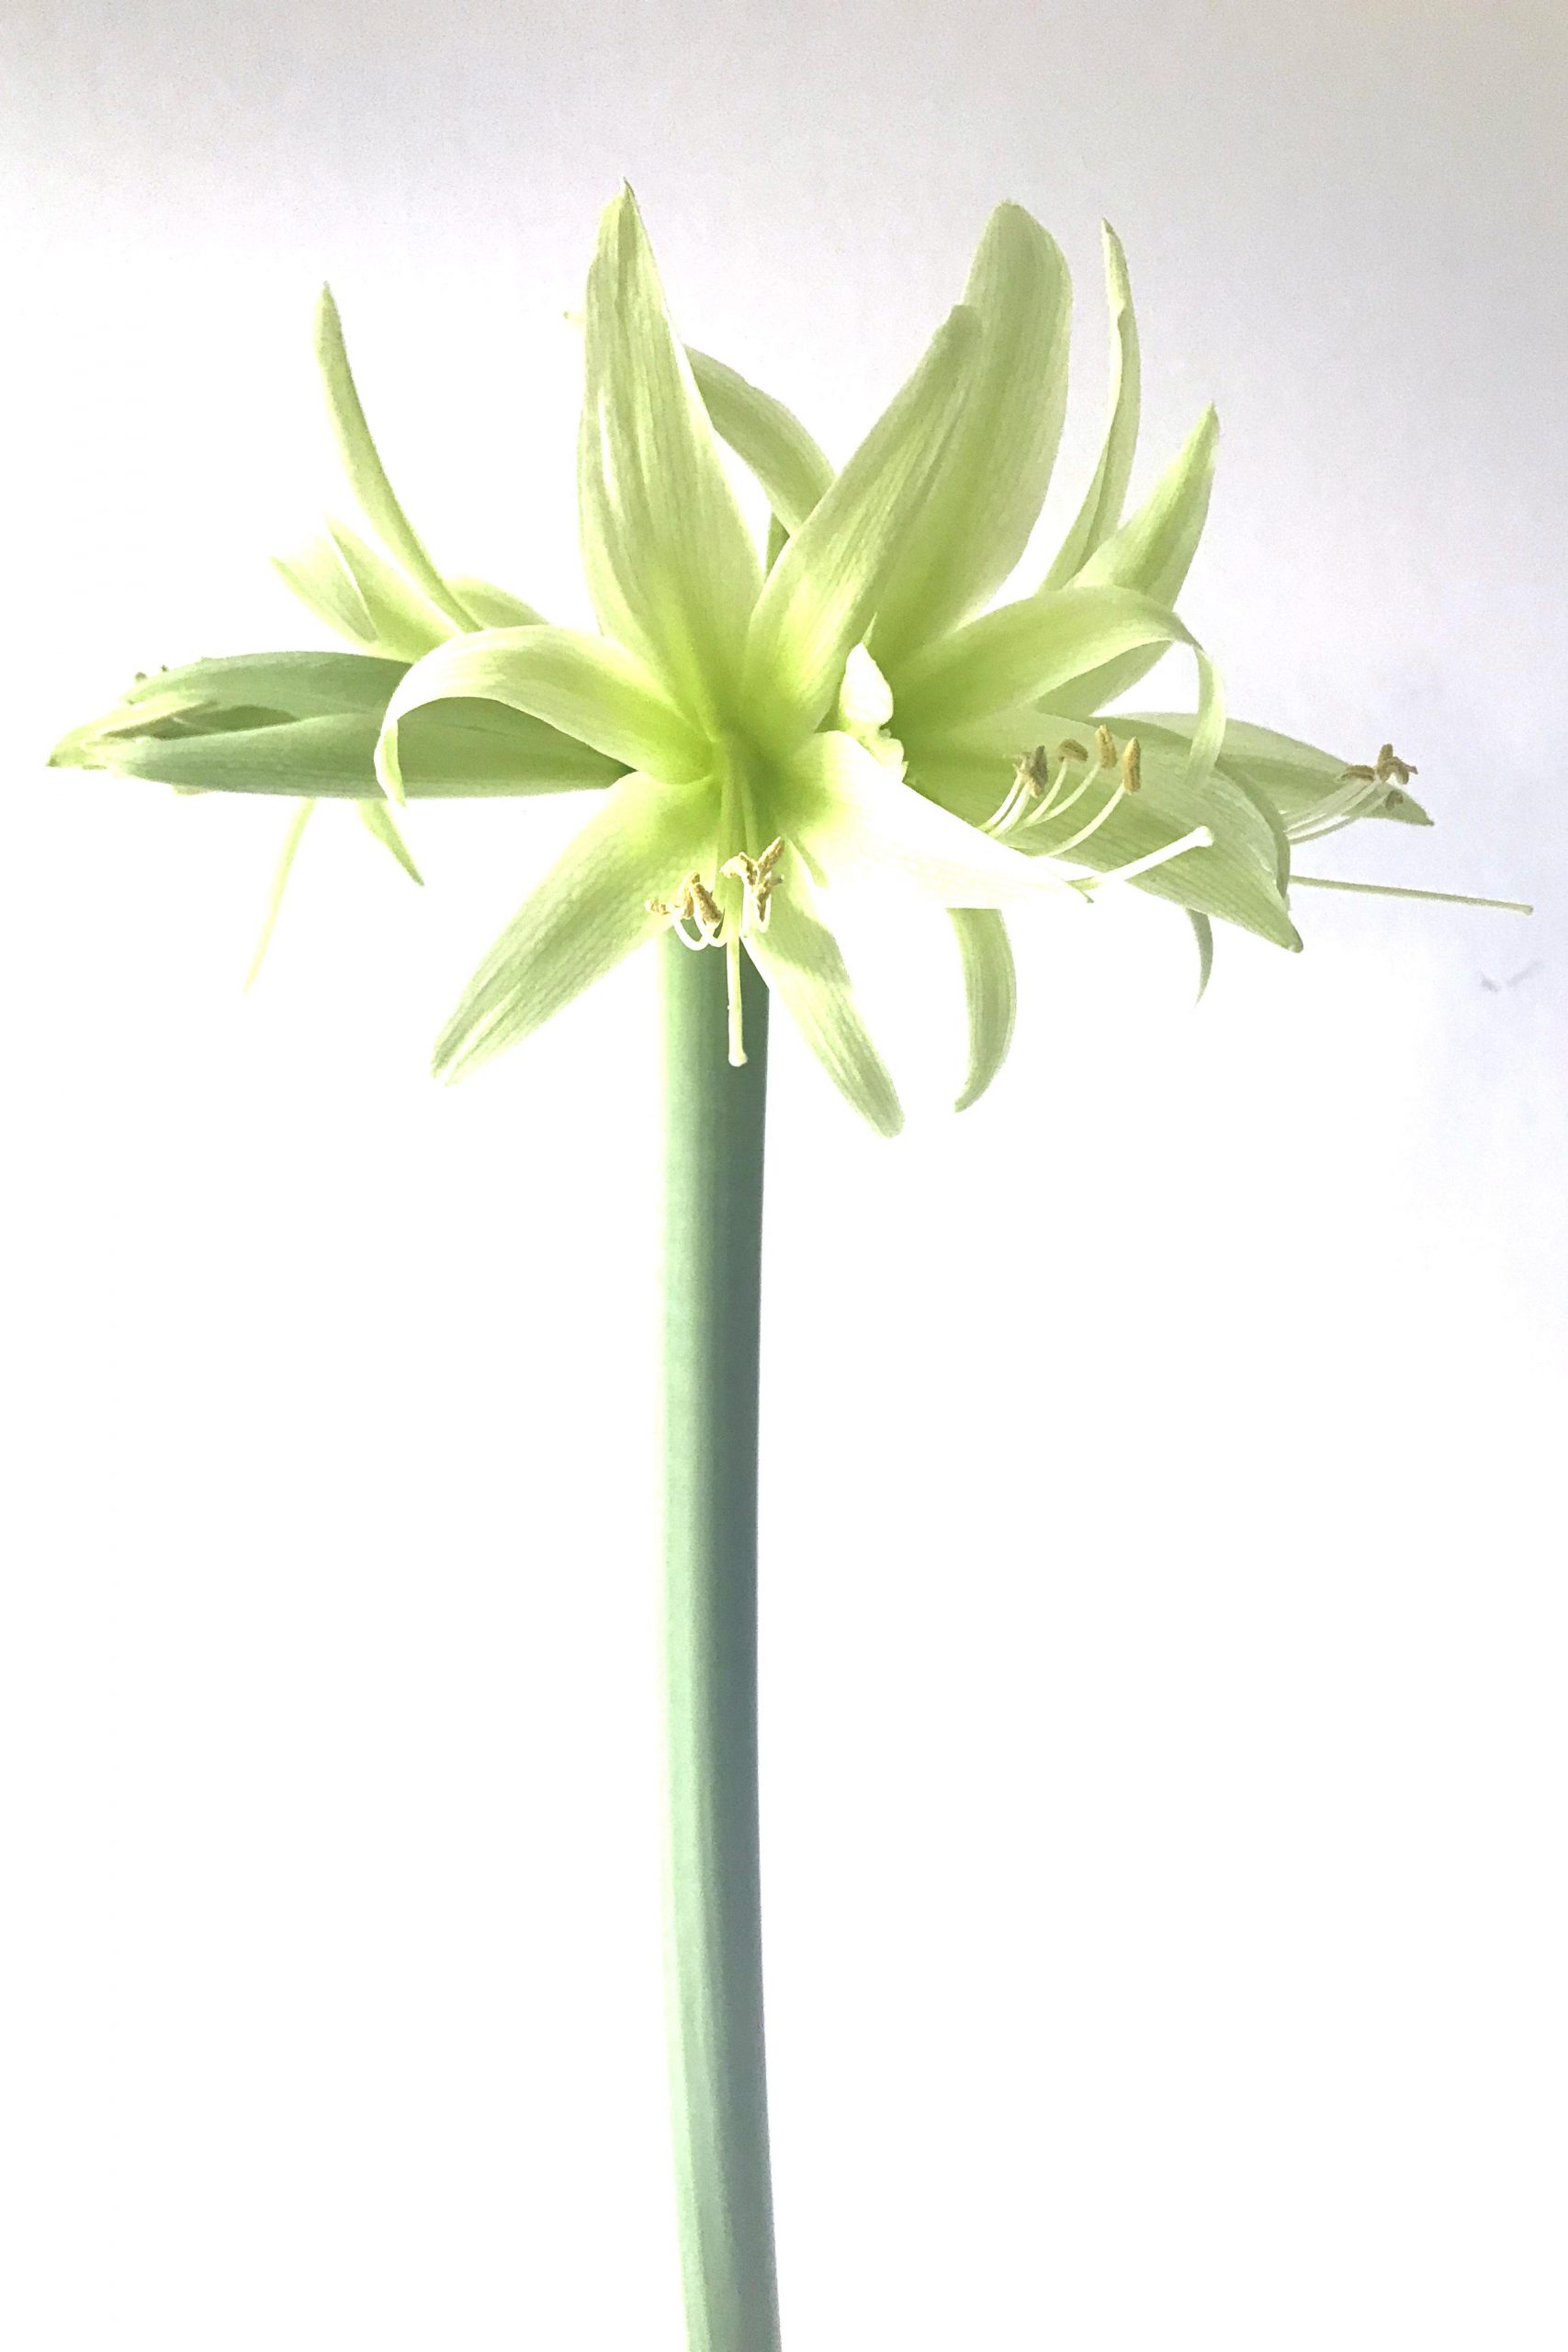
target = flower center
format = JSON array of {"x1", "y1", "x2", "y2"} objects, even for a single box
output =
[{"x1": 645, "y1": 837, "x2": 788, "y2": 1068}]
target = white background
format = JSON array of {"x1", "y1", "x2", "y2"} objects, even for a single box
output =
[{"x1": 3, "y1": 2, "x2": 1564, "y2": 2346}]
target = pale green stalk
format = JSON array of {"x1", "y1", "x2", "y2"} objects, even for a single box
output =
[{"x1": 660, "y1": 933, "x2": 781, "y2": 2352}]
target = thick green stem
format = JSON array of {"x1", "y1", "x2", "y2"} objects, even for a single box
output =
[{"x1": 660, "y1": 933, "x2": 781, "y2": 2352}]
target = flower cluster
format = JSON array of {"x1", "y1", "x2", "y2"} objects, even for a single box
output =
[{"x1": 51, "y1": 188, "x2": 1506, "y2": 1133}]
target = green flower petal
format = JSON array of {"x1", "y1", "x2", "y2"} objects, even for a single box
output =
[
  {"x1": 688, "y1": 347, "x2": 835, "y2": 537},
  {"x1": 578, "y1": 188, "x2": 762, "y2": 727},
  {"x1": 781, "y1": 729, "x2": 1077, "y2": 909},
  {"x1": 52, "y1": 705, "x2": 623, "y2": 799},
  {"x1": 272, "y1": 532, "x2": 379, "y2": 648},
  {"x1": 314, "y1": 286, "x2": 479, "y2": 633},
  {"x1": 1053, "y1": 406, "x2": 1218, "y2": 710},
  {"x1": 888, "y1": 582, "x2": 1197, "y2": 738},
  {"x1": 910, "y1": 714, "x2": 1298, "y2": 949},
  {"x1": 433, "y1": 771, "x2": 715, "y2": 1080},
  {"x1": 1187, "y1": 909, "x2": 1214, "y2": 1000},
  {"x1": 742, "y1": 849, "x2": 903, "y2": 1137},
  {"x1": 53, "y1": 650, "x2": 408, "y2": 745},
  {"x1": 869, "y1": 204, "x2": 1071, "y2": 667},
  {"x1": 1043, "y1": 222, "x2": 1141, "y2": 588},
  {"x1": 320, "y1": 520, "x2": 457, "y2": 660},
  {"x1": 245, "y1": 800, "x2": 317, "y2": 989},
  {"x1": 357, "y1": 796, "x2": 425, "y2": 884},
  {"x1": 445, "y1": 577, "x2": 547, "y2": 629},
  {"x1": 1132, "y1": 711, "x2": 1434, "y2": 831},
  {"x1": 950, "y1": 909, "x2": 1017, "y2": 1112},
  {"x1": 376, "y1": 624, "x2": 708, "y2": 803},
  {"x1": 740, "y1": 306, "x2": 977, "y2": 753}
]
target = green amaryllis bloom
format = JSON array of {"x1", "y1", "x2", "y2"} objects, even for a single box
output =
[{"x1": 361, "y1": 187, "x2": 1213, "y2": 1134}]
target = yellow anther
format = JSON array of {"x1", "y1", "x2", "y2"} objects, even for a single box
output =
[
  {"x1": 1057, "y1": 738, "x2": 1089, "y2": 763},
  {"x1": 1120, "y1": 737, "x2": 1142, "y2": 793},
  {"x1": 1374, "y1": 742, "x2": 1416, "y2": 786},
  {"x1": 719, "y1": 837, "x2": 788, "y2": 935},
  {"x1": 1014, "y1": 745, "x2": 1052, "y2": 797},
  {"x1": 1095, "y1": 724, "x2": 1117, "y2": 768}
]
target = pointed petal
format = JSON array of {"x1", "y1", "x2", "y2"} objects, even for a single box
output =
[
  {"x1": 740, "y1": 306, "x2": 977, "y2": 752},
  {"x1": 1187, "y1": 909, "x2": 1214, "y2": 1000},
  {"x1": 742, "y1": 850, "x2": 903, "y2": 1136},
  {"x1": 52, "y1": 706, "x2": 623, "y2": 799},
  {"x1": 244, "y1": 800, "x2": 316, "y2": 989},
  {"x1": 688, "y1": 346, "x2": 835, "y2": 535},
  {"x1": 779, "y1": 730, "x2": 1076, "y2": 909},
  {"x1": 55, "y1": 650, "x2": 408, "y2": 741},
  {"x1": 910, "y1": 712, "x2": 1298, "y2": 948},
  {"x1": 1043, "y1": 222, "x2": 1141, "y2": 588},
  {"x1": 889, "y1": 582, "x2": 1195, "y2": 737},
  {"x1": 433, "y1": 771, "x2": 716, "y2": 1080},
  {"x1": 314, "y1": 285, "x2": 479, "y2": 631},
  {"x1": 357, "y1": 796, "x2": 425, "y2": 884},
  {"x1": 1132, "y1": 710, "x2": 1434, "y2": 831},
  {"x1": 951, "y1": 909, "x2": 1017, "y2": 1111},
  {"x1": 321, "y1": 519, "x2": 456, "y2": 659},
  {"x1": 272, "y1": 533, "x2": 379, "y2": 647},
  {"x1": 577, "y1": 188, "x2": 762, "y2": 726},
  {"x1": 375, "y1": 624, "x2": 708, "y2": 803},
  {"x1": 1053, "y1": 407, "x2": 1218, "y2": 709},
  {"x1": 445, "y1": 576, "x2": 548, "y2": 628},
  {"x1": 869, "y1": 204, "x2": 1072, "y2": 664}
]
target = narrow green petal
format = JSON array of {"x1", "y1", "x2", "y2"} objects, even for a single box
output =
[
  {"x1": 445, "y1": 577, "x2": 548, "y2": 629},
  {"x1": 1187, "y1": 909, "x2": 1214, "y2": 1000},
  {"x1": 740, "y1": 306, "x2": 977, "y2": 753},
  {"x1": 889, "y1": 583, "x2": 1195, "y2": 738},
  {"x1": 869, "y1": 205, "x2": 1071, "y2": 665},
  {"x1": 780, "y1": 730, "x2": 1077, "y2": 910},
  {"x1": 741, "y1": 852, "x2": 903, "y2": 1136},
  {"x1": 950, "y1": 909, "x2": 1017, "y2": 1112},
  {"x1": 1053, "y1": 407, "x2": 1218, "y2": 710},
  {"x1": 314, "y1": 285, "x2": 479, "y2": 632},
  {"x1": 245, "y1": 799, "x2": 316, "y2": 989},
  {"x1": 433, "y1": 771, "x2": 715, "y2": 1080},
  {"x1": 910, "y1": 712, "x2": 1298, "y2": 949},
  {"x1": 688, "y1": 347, "x2": 835, "y2": 536},
  {"x1": 54, "y1": 706, "x2": 623, "y2": 799},
  {"x1": 376, "y1": 624, "x2": 708, "y2": 804},
  {"x1": 272, "y1": 533, "x2": 378, "y2": 647},
  {"x1": 357, "y1": 796, "x2": 425, "y2": 884},
  {"x1": 1043, "y1": 222, "x2": 1141, "y2": 588},
  {"x1": 1132, "y1": 711, "x2": 1434, "y2": 831},
  {"x1": 53, "y1": 650, "x2": 408, "y2": 747},
  {"x1": 322, "y1": 519, "x2": 456, "y2": 660},
  {"x1": 578, "y1": 188, "x2": 762, "y2": 726}
]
